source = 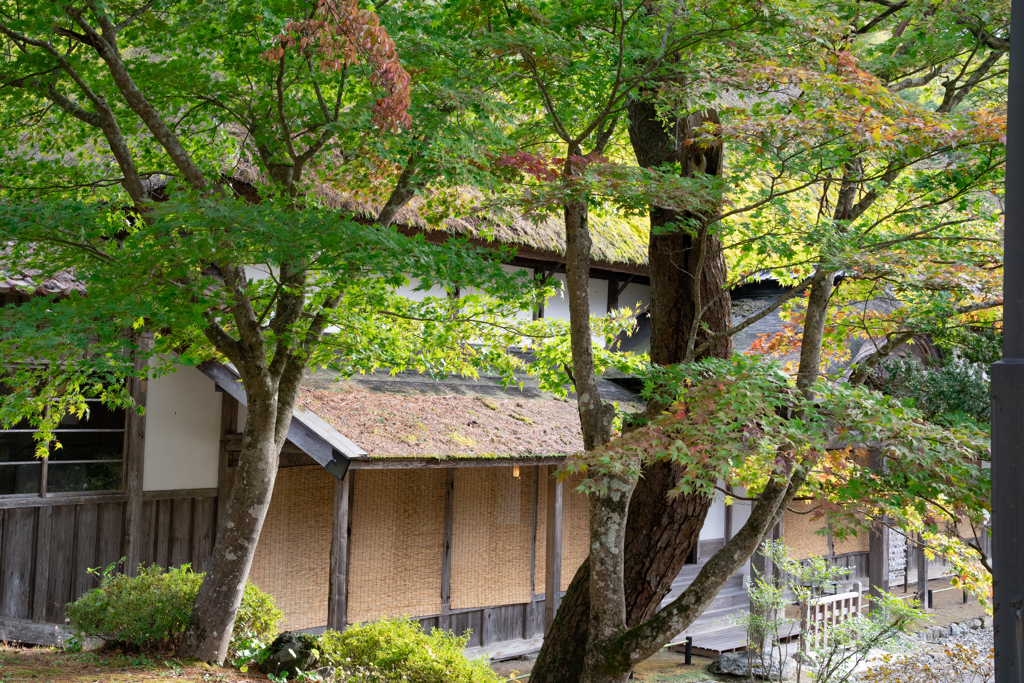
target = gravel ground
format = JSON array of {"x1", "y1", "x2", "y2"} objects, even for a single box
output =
[{"x1": 856, "y1": 622, "x2": 994, "y2": 682}]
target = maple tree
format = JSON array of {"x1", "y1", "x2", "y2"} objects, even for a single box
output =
[
  {"x1": 0, "y1": 0, "x2": 1006, "y2": 676},
  {"x1": 0, "y1": 0, "x2": 547, "y2": 663},
  {"x1": 496, "y1": 2, "x2": 1005, "y2": 680}
]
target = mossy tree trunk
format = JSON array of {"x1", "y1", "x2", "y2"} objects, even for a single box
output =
[{"x1": 529, "y1": 103, "x2": 732, "y2": 683}]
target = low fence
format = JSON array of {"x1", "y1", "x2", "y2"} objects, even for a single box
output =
[{"x1": 799, "y1": 581, "x2": 863, "y2": 652}]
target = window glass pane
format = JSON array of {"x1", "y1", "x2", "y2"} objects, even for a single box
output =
[
  {"x1": 58, "y1": 402, "x2": 125, "y2": 431},
  {"x1": 0, "y1": 431, "x2": 39, "y2": 463},
  {"x1": 0, "y1": 462, "x2": 41, "y2": 495},
  {"x1": 50, "y1": 431, "x2": 124, "y2": 462},
  {"x1": 48, "y1": 462, "x2": 122, "y2": 493}
]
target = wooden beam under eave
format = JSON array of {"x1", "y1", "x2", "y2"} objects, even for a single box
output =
[
  {"x1": 544, "y1": 465, "x2": 563, "y2": 633},
  {"x1": 868, "y1": 450, "x2": 890, "y2": 609},
  {"x1": 439, "y1": 468, "x2": 456, "y2": 631},
  {"x1": 217, "y1": 393, "x2": 239, "y2": 531},
  {"x1": 123, "y1": 334, "x2": 150, "y2": 577},
  {"x1": 327, "y1": 471, "x2": 351, "y2": 631}
]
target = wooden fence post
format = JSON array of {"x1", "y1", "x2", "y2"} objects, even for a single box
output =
[
  {"x1": 123, "y1": 333, "x2": 150, "y2": 577},
  {"x1": 327, "y1": 471, "x2": 351, "y2": 631},
  {"x1": 544, "y1": 466, "x2": 563, "y2": 634}
]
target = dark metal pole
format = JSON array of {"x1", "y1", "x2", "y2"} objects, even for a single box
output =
[{"x1": 993, "y1": 2, "x2": 1024, "y2": 680}]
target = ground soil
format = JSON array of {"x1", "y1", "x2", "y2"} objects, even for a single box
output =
[
  {"x1": 0, "y1": 645, "x2": 270, "y2": 682},
  {"x1": 1, "y1": 580, "x2": 988, "y2": 683},
  {"x1": 887, "y1": 577, "x2": 988, "y2": 629}
]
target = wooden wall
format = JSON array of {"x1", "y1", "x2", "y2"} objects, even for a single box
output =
[
  {"x1": 0, "y1": 492, "x2": 217, "y2": 627},
  {"x1": 416, "y1": 597, "x2": 547, "y2": 648}
]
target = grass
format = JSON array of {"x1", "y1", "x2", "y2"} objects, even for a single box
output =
[{"x1": 0, "y1": 645, "x2": 272, "y2": 683}]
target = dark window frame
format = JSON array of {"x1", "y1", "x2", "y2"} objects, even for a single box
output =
[{"x1": 0, "y1": 398, "x2": 127, "y2": 498}]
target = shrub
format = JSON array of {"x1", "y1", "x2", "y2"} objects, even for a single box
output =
[
  {"x1": 877, "y1": 356, "x2": 990, "y2": 423},
  {"x1": 317, "y1": 617, "x2": 503, "y2": 683},
  {"x1": 66, "y1": 563, "x2": 281, "y2": 656}
]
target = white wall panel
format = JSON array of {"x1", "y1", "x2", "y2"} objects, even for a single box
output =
[
  {"x1": 619, "y1": 282, "x2": 650, "y2": 313},
  {"x1": 143, "y1": 366, "x2": 221, "y2": 491}
]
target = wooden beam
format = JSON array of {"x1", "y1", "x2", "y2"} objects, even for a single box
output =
[
  {"x1": 917, "y1": 533, "x2": 928, "y2": 611},
  {"x1": 527, "y1": 465, "x2": 539, "y2": 639},
  {"x1": 868, "y1": 450, "x2": 889, "y2": 609},
  {"x1": 217, "y1": 393, "x2": 239, "y2": 528},
  {"x1": 123, "y1": 335, "x2": 150, "y2": 577},
  {"x1": 440, "y1": 469, "x2": 456, "y2": 631},
  {"x1": 348, "y1": 456, "x2": 567, "y2": 470},
  {"x1": 142, "y1": 489, "x2": 218, "y2": 501},
  {"x1": 31, "y1": 507, "x2": 51, "y2": 622},
  {"x1": 327, "y1": 472, "x2": 351, "y2": 631},
  {"x1": 0, "y1": 493, "x2": 128, "y2": 510},
  {"x1": 724, "y1": 484, "x2": 733, "y2": 543},
  {"x1": 543, "y1": 466, "x2": 563, "y2": 633}
]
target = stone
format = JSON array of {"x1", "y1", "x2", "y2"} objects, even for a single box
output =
[
  {"x1": 309, "y1": 666, "x2": 336, "y2": 681},
  {"x1": 259, "y1": 630, "x2": 322, "y2": 678},
  {"x1": 950, "y1": 623, "x2": 962, "y2": 636},
  {"x1": 710, "y1": 651, "x2": 797, "y2": 681}
]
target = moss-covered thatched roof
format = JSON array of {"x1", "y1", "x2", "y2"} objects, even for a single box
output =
[{"x1": 231, "y1": 164, "x2": 650, "y2": 268}]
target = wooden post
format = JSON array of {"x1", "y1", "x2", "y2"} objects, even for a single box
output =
[
  {"x1": 527, "y1": 465, "x2": 540, "y2": 638},
  {"x1": 724, "y1": 484, "x2": 733, "y2": 543},
  {"x1": 917, "y1": 533, "x2": 928, "y2": 611},
  {"x1": 123, "y1": 333, "x2": 150, "y2": 577},
  {"x1": 31, "y1": 507, "x2": 51, "y2": 622},
  {"x1": 533, "y1": 269, "x2": 545, "y2": 320},
  {"x1": 543, "y1": 466, "x2": 563, "y2": 633},
  {"x1": 440, "y1": 468, "x2": 455, "y2": 631},
  {"x1": 216, "y1": 392, "x2": 239, "y2": 532},
  {"x1": 607, "y1": 275, "x2": 619, "y2": 314},
  {"x1": 868, "y1": 451, "x2": 889, "y2": 609},
  {"x1": 327, "y1": 471, "x2": 351, "y2": 631}
]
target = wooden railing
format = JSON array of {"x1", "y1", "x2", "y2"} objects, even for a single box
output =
[{"x1": 799, "y1": 581, "x2": 863, "y2": 651}]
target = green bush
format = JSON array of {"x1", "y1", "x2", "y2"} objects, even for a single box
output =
[
  {"x1": 877, "y1": 356, "x2": 990, "y2": 423},
  {"x1": 66, "y1": 563, "x2": 281, "y2": 655},
  {"x1": 317, "y1": 618, "x2": 503, "y2": 683}
]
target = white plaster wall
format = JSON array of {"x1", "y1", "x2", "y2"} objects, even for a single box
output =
[
  {"x1": 500, "y1": 264, "x2": 534, "y2": 321},
  {"x1": 544, "y1": 274, "x2": 571, "y2": 321},
  {"x1": 729, "y1": 487, "x2": 754, "y2": 581},
  {"x1": 143, "y1": 365, "x2": 221, "y2": 491},
  {"x1": 539, "y1": 274, "x2": 614, "y2": 322},
  {"x1": 700, "y1": 491, "x2": 727, "y2": 540},
  {"x1": 396, "y1": 277, "x2": 449, "y2": 302},
  {"x1": 620, "y1": 282, "x2": 650, "y2": 313}
]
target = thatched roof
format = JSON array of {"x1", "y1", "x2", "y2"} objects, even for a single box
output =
[
  {"x1": 297, "y1": 387, "x2": 585, "y2": 458},
  {"x1": 0, "y1": 269, "x2": 85, "y2": 297},
  {"x1": 297, "y1": 368, "x2": 642, "y2": 459},
  {"x1": 231, "y1": 163, "x2": 650, "y2": 268}
]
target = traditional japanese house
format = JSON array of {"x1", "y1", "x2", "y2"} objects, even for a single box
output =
[{"x1": 0, "y1": 206, "x2": 954, "y2": 656}]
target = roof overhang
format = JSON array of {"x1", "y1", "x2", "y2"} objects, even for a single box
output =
[{"x1": 197, "y1": 361, "x2": 366, "y2": 480}]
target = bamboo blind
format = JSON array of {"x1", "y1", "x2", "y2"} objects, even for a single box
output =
[
  {"x1": 347, "y1": 469, "x2": 446, "y2": 623},
  {"x1": 560, "y1": 473, "x2": 590, "y2": 588},
  {"x1": 249, "y1": 466, "x2": 334, "y2": 630},
  {"x1": 450, "y1": 467, "x2": 535, "y2": 609},
  {"x1": 784, "y1": 500, "x2": 869, "y2": 561}
]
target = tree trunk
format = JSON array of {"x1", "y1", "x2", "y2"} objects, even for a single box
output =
[
  {"x1": 530, "y1": 103, "x2": 731, "y2": 683},
  {"x1": 582, "y1": 473, "x2": 637, "y2": 683},
  {"x1": 179, "y1": 383, "x2": 287, "y2": 662},
  {"x1": 564, "y1": 155, "x2": 616, "y2": 451},
  {"x1": 628, "y1": 103, "x2": 732, "y2": 364}
]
